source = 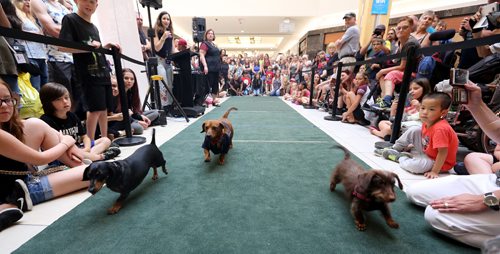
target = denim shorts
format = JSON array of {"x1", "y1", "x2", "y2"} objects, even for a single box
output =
[{"x1": 26, "y1": 174, "x2": 53, "y2": 205}]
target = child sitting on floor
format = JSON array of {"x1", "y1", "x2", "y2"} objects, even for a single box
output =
[
  {"x1": 341, "y1": 72, "x2": 370, "y2": 125},
  {"x1": 39, "y1": 83, "x2": 120, "y2": 162},
  {"x1": 379, "y1": 92, "x2": 459, "y2": 179}
]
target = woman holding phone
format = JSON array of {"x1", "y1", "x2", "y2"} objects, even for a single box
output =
[{"x1": 153, "y1": 11, "x2": 176, "y2": 111}]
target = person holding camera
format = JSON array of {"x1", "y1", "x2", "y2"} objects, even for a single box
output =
[
  {"x1": 466, "y1": 0, "x2": 499, "y2": 57},
  {"x1": 406, "y1": 81, "x2": 500, "y2": 249}
]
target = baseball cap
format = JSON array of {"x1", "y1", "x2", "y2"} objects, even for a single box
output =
[
  {"x1": 375, "y1": 24, "x2": 386, "y2": 31},
  {"x1": 177, "y1": 38, "x2": 187, "y2": 46},
  {"x1": 343, "y1": 12, "x2": 356, "y2": 19}
]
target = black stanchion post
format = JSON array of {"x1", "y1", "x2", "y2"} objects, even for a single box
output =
[
  {"x1": 111, "y1": 47, "x2": 147, "y2": 146},
  {"x1": 324, "y1": 62, "x2": 343, "y2": 121},
  {"x1": 303, "y1": 65, "x2": 317, "y2": 109},
  {"x1": 389, "y1": 46, "x2": 417, "y2": 143}
]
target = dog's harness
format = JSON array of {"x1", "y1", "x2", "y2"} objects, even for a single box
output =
[{"x1": 352, "y1": 185, "x2": 371, "y2": 202}]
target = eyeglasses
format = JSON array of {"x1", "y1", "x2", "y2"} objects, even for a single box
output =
[
  {"x1": 0, "y1": 98, "x2": 17, "y2": 107},
  {"x1": 372, "y1": 43, "x2": 382, "y2": 45},
  {"x1": 396, "y1": 25, "x2": 409, "y2": 31}
]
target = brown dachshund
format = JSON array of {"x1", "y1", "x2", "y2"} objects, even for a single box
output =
[
  {"x1": 330, "y1": 145, "x2": 403, "y2": 231},
  {"x1": 201, "y1": 107, "x2": 237, "y2": 164}
]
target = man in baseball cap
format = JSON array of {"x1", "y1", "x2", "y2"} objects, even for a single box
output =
[{"x1": 343, "y1": 12, "x2": 356, "y2": 19}]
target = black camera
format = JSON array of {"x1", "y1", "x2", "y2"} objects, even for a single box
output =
[
  {"x1": 373, "y1": 29, "x2": 382, "y2": 36},
  {"x1": 139, "y1": 0, "x2": 162, "y2": 9}
]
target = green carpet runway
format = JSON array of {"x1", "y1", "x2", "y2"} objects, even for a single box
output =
[{"x1": 16, "y1": 97, "x2": 476, "y2": 253}]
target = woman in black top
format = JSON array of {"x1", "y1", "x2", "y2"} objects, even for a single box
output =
[
  {"x1": 199, "y1": 29, "x2": 221, "y2": 106},
  {"x1": 153, "y1": 11, "x2": 176, "y2": 109}
]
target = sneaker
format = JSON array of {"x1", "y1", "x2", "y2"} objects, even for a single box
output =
[
  {"x1": 382, "y1": 148, "x2": 401, "y2": 162},
  {"x1": 0, "y1": 208, "x2": 23, "y2": 232},
  {"x1": 374, "y1": 148, "x2": 386, "y2": 157},
  {"x1": 103, "y1": 147, "x2": 121, "y2": 160},
  {"x1": 13, "y1": 179, "x2": 33, "y2": 212},
  {"x1": 375, "y1": 141, "x2": 393, "y2": 149}
]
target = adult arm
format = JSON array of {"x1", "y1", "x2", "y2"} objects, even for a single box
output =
[
  {"x1": 424, "y1": 147, "x2": 448, "y2": 179},
  {"x1": 0, "y1": 4, "x2": 11, "y2": 28},
  {"x1": 199, "y1": 45, "x2": 209, "y2": 75},
  {"x1": 0, "y1": 129, "x2": 75, "y2": 166},
  {"x1": 464, "y1": 82, "x2": 500, "y2": 143},
  {"x1": 153, "y1": 30, "x2": 170, "y2": 52},
  {"x1": 430, "y1": 190, "x2": 500, "y2": 213},
  {"x1": 30, "y1": 0, "x2": 61, "y2": 37}
]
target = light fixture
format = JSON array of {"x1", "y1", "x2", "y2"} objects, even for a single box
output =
[{"x1": 283, "y1": 17, "x2": 291, "y2": 24}]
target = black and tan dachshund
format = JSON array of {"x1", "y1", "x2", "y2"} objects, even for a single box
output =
[
  {"x1": 330, "y1": 145, "x2": 403, "y2": 231},
  {"x1": 83, "y1": 129, "x2": 167, "y2": 214}
]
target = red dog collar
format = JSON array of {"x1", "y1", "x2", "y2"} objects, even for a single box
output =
[{"x1": 352, "y1": 186, "x2": 371, "y2": 202}]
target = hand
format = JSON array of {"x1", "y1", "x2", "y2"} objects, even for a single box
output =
[
  {"x1": 424, "y1": 171, "x2": 439, "y2": 179},
  {"x1": 89, "y1": 40, "x2": 101, "y2": 49},
  {"x1": 104, "y1": 43, "x2": 121, "y2": 53},
  {"x1": 204, "y1": 68, "x2": 208, "y2": 75},
  {"x1": 142, "y1": 115, "x2": 151, "y2": 125},
  {"x1": 463, "y1": 81, "x2": 483, "y2": 110},
  {"x1": 460, "y1": 17, "x2": 472, "y2": 32},
  {"x1": 60, "y1": 135, "x2": 76, "y2": 147},
  {"x1": 66, "y1": 145, "x2": 83, "y2": 163},
  {"x1": 430, "y1": 193, "x2": 487, "y2": 213},
  {"x1": 138, "y1": 121, "x2": 149, "y2": 129},
  {"x1": 116, "y1": 113, "x2": 124, "y2": 121},
  {"x1": 375, "y1": 70, "x2": 386, "y2": 80}
]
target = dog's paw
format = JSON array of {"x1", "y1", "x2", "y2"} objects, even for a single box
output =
[
  {"x1": 329, "y1": 183, "x2": 336, "y2": 192},
  {"x1": 107, "y1": 207, "x2": 120, "y2": 215},
  {"x1": 386, "y1": 219, "x2": 399, "y2": 229},
  {"x1": 355, "y1": 221, "x2": 367, "y2": 231}
]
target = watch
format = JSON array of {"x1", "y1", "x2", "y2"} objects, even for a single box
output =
[
  {"x1": 484, "y1": 192, "x2": 500, "y2": 211},
  {"x1": 495, "y1": 170, "x2": 500, "y2": 187}
]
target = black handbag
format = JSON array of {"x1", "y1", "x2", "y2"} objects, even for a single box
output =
[{"x1": 8, "y1": 41, "x2": 41, "y2": 76}]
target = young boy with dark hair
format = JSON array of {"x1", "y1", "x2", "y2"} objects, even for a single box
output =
[
  {"x1": 382, "y1": 92, "x2": 459, "y2": 179},
  {"x1": 59, "y1": 0, "x2": 120, "y2": 142}
]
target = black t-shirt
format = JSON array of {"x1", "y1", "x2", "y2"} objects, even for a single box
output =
[
  {"x1": 59, "y1": 13, "x2": 111, "y2": 86},
  {"x1": 0, "y1": 155, "x2": 27, "y2": 203},
  {"x1": 40, "y1": 112, "x2": 86, "y2": 143}
]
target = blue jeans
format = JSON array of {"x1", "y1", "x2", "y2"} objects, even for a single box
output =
[
  {"x1": 254, "y1": 88, "x2": 261, "y2": 95},
  {"x1": 26, "y1": 175, "x2": 53, "y2": 205},
  {"x1": 29, "y1": 58, "x2": 48, "y2": 91},
  {"x1": 270, "y1": 89, "x2": 280, "y2": 96}
]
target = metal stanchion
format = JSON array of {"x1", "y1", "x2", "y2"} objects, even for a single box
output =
[
  {"x1": 111, "y1": 47, "x2": 147, "y2": 146},
  {"x1": 324, "y1": 62, "x2": 343, "y2": 121},
  {"x1": 303, "y1": 65, "x2": 317, "y2": 109}
]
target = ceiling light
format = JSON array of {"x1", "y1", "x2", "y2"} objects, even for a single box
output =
[
  {"x1": 283, "y1": 18, "x2": 291, "y2": 24},
  {"x1": 241, "y1": 30, "x2": 244, "y2": 33}
]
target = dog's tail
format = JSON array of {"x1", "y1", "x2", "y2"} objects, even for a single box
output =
[
  {"x1": 151, "y1": 128, "x2": 156, "y2": 145},
  {"x1": 222, "y1": 107, "x2": 238, "y2": 118},
  {"x1": 335, "y1": 145, "x2": 351, "y2": 160}
]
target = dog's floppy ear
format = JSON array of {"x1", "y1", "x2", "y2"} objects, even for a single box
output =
[
  {"x1": 201, "y1": 122, "x2": 206, "y2": 133},
  {"x1": 357, "y1": 171, "x2": 376, "y2": 194},
  {"x1": 391, "y1": 172, "x2": 403, "y2": 190},
  {"x1": 218, "y1": 122, "x2": 225, "y2": 131},
  {"x1": 82, "y1": 165, "x2": 91, "y2": 181}
]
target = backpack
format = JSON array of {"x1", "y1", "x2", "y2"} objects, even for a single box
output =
[{"x1": 416, "y1": 55, "x2": 436, "y2": 80}]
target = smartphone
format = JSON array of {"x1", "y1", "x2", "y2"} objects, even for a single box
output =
[
  {"x1": 473, "y1": 2, "x2": 499, "y2": 29},
  {"x1": 450, "y1": 68, "x2": 469, "y2": 104}
]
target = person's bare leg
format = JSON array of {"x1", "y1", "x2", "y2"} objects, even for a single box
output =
[
  {"x1": 47, "y1": 165, "x2": 89, "y2": 198},
  {"x1": 464, "y1": 153, "x2": 494, "y2": 174},
  {"x1": 98, "y1": 110, "x2": 108, "y2": 139},
  {"x1": 384, "y1": 80, "x2": 394, "y2": 97},
  {"x1": 22, "y1": 118, "x2": 82, "y2": 167},
  {"x1": 86, "y1": 111, "x2": 99, "y2": 140}
]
